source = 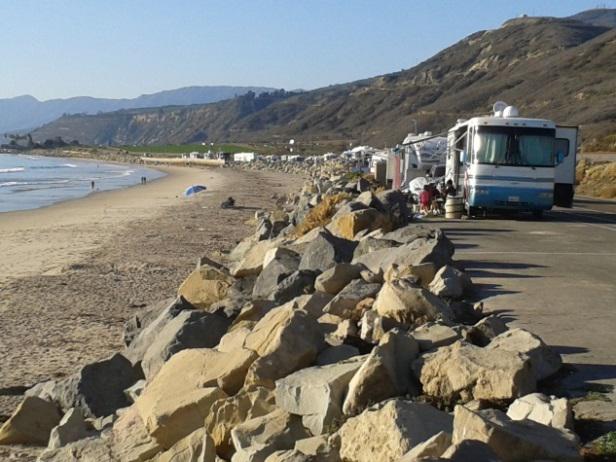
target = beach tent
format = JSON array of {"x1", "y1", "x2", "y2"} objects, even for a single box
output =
[{"x1": 184, "y1": 185, "x2": 207, "y2": 197}]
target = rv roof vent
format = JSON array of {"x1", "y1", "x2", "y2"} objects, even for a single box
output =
[
  {"x1": 503, "y1": 106, "x2": 519, "y2": 118},
  {"x1": 493, "y1": 101, "x2": 508, "y2": 116}
]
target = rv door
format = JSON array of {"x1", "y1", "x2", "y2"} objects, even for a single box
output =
[{"x1": 554, "y1": 126, "x2": 578, "y2": 208}]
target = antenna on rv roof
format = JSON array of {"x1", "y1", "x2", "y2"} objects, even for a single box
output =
[{"x1": 493, "y1": 101, "x2": 508, "y2": 117}]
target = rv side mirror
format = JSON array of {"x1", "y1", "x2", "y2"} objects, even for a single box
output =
[{"x1": 556, "y1": 151, "x2": 564, "y2": 165}]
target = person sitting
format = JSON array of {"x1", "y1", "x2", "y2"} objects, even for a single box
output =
[
  {"x1": 429, "y1": 184, "x2": 442, "y2": 215},
  {"x1": 220, "y1": 197, "x2": 236, "y2": 209},
  {"x1": 444, "y1": 179, "x2": 457, "y2": 198},
  {"x1": 419, "y1": 185, "x2": 432, "y2": 214}
]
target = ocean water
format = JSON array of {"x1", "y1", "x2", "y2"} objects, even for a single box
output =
[{"x1": 0, "y1": 153, "x2": 165, "y2": 213}]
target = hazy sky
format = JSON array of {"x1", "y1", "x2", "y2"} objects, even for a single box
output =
[{"x1": 1, "y1": 0, "x2": 614, "y2": 100}]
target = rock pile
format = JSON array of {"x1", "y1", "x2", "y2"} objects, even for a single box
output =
[{"x1": 0, "y1": 168, "x2": 584, "y2": 462}]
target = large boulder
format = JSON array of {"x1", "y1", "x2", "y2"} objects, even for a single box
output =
[
  {"x1": 440, "y1": 439, "x2": 501, "y2": 461},
  {"x1": 413, "y1": 341, "x2": 536, "y2": 405},
  {"x1": 298, "y1": 230, "x2": 356, "y2": 273},
  {"x1": 343, "y1": 330, "x2": 419, "y2": 416},
  {"x1": 140, "y1": 309, "x2": 231, "y2": 379},
  {"x1": 243, "y1": 305, "x2": 325, "y2": 389},
  {"x1": 352, "y1": 230, "x2": 454, "y2": 274},
  {"x1": 397, "y1": 431, "x2": 452, "y2": 461},
  {"x1": 135, "y1": 348, "x2": 256, "y2": 448},
  {"x1": 268, "y1": 270, "x2": 317, "y2": 304},
  {"x1": 487, "y1": 329, "x2": 562, "y2": 381},
  {"x1": 275, "y1": 356, "x2": 366, "y2": 435},
  {"x1": 327, "y1": 208, "x2": 391, "y2": 240},
  {"x1": 232, "y1": 238, "x2": 286, "y2": 278},
  {"x1": 205, "y1": 387, "x2": 277, "y2": 459},
  {"x1": 507, "y1": 393, "x2": 573, "y2": 430},
  {"x1": 373, "y1": 278, "x2": 454, "y2": 325},
  {"x1": 253, "y1": 249, "x2": 300, "y2": 300},
  {"x1": 230, "y1": 409, "x2": 310, "y2": 462},
  {"x1": 452, "y1": 405, "x2": 581, "y2": 462},
  {"x1": 336, "y1": 399, "x2": 453, "y2": 462},
  {"x1": 314, "y1": 263, "x2": 364, "y2": 295},
  {"x1": 0, "y1": 396, "x2": 61, "y2": 445},
  {"x1": 48, "y1": 407, "x2": 94, "y2": 449},
  {"x1": 411, "y1": 322, "x2": 461, "y2": 351},
  {"x1": 123, "y1": 297, "x2": 177, "y2": 347},
  {"x1": 323, "y1": 279, "x2": 381, "y2": 321},
  {"x1": 28, "y1": 353, "x2": 141, "y2": 418},
  {"x1": 467, "y1": 315, "x2": 508, "y2": 347},
  {"x1": 112, "y1": 405, "x2": 162, "y2": 461},
  {"x1": 428, "y1": 265, "x2": 472, "y2": 299},
  {"x1": 152, "y1": 428, "x2": 216, "y2": 462},
  {"x1": 123, "y1": 297, "x2": 196, "y2": 365},
  {"x1": 177, "y1": 265, "x2": 234, "y2": 310},
  {"x1": 373, "y1": 189, "x2": 410, "y2": 228}
]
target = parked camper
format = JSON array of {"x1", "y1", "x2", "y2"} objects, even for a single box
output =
[
  {"x1": 401, "y1": 132, "x2": 447, "y2": 188},
  {"x1": 233, "y1": 152, "x2": 257, "y2": 162},
  {"x1": 445, "y1": 102, "x2": 577, "y2": 217}
]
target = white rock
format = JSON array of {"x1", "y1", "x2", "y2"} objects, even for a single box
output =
[{"x1": 507, "y1": 393, "x2": 573, "y2": 430}]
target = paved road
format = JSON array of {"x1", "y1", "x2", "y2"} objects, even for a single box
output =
[{"x1": 433, "y1": 196, "x2": 616, "y2": 396}]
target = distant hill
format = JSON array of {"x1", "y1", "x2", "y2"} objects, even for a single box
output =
[
  {"x1": 0, "y1": 85, "x2": 276, "y2": 135},
  {"x1": 568, "y1": 8, "x2": 616, "y2": 28},
  {"x1": 32, "y1": 9, "x2": 616, "y2": 149}
]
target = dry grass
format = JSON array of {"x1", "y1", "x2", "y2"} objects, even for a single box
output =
[
  {"x1": 294, "y1": 193, "x2": 351, "y2": 237},
  {"x1": 576, "y1": 160, "x2": 616, "y2": 199}
]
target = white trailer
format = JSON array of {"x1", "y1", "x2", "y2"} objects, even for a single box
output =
[
  {"x1": 233, "y1": 152, "x2": 257, "y2": 162},
  {"x1": 401, "y1": 131, "x2": 447, "y2": 189}
]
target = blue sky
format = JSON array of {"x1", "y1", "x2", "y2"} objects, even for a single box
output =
[{"x1": 1, "y1": 0, "x2": 614, "y2": 100}]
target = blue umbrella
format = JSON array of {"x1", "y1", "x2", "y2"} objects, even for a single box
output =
[{"x1": 184, "y1": 185, "x2": 207, "y2": 197}]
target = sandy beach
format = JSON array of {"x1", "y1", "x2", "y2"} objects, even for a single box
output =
[{"x1": 0, "y1": 165, "x2": 300, "y2": 420}]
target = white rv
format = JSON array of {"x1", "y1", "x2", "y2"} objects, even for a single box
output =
[
  {"x1": 445, "y1": 103, "x2": 578, "y2": 217},
  {"x1": 233, "y1": 152, "x2": 257, "y2": 162},
  {"x1": 401, "y1": 132, "x2": 447, "y2": 189}
]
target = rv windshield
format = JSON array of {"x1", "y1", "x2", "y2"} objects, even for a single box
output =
[{"x1": 473, "y1": 126, "x2": 555, "y2": 167}]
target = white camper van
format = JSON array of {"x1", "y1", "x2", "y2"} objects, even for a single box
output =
[
  {"x1": 401, "y1": 132, "x2": 447, "y2": 188},
  {"x1": 445, "y1": 102, "x2": 578, "y2": 217}
]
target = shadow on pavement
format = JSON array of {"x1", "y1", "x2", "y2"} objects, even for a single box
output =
[
  {"x1": 471, "y1": 282, "x2": 520, "y2": 299},
  {"x1": 483, "y1": 308, "x2": 517, "y2": 324},
  {"x1": 457, "y1": 260, "x2": 547, "y2": 271},
  {"x1": 443, "y1": 227, "x2": 514, "y2": 235},
  {"x1": 466, "y1": 269, "x2": 541, "y2": 279},
  {"x1": 547, "y1": 208, "x2": 616, "y2": 225}
]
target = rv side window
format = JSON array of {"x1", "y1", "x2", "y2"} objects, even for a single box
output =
[{"x1": 554, "y1": 138, "x2": 569, "y2": 164}]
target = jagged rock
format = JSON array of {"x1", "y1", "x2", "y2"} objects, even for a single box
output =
[
  {"x1": 243, "y1": 305, "x2": 325, "y2": 389},
  {"x1": 48, "y1": 407, "x2": 93, "y2": 449},
  {"x1": 428, "y1": 265, "x2": 472, "y2": 299},
  {"x1": 373, "y1": 278, "x2": 454, "y2": 325},
  {"x1": 37, "y1": 435, "x2": 114, "y2": 462},
  {"x1": 123, "y1": 297, "x2": 196, "y2": 365},
  {"x1": 177, "y1": 265, "x2": 234, "y2": 309},
  {"x1": 467, "y1": 315, "x2": 508, "y2": 347},
  {"x1": 352, "y1": 237, "x2": 399, "y2": 259},
  {"x1": 314, "y1": 263, "x2": 364, "y2": 295},
  {"x1": 265, "y1": 450, "x2": 314, "y2": 462},
  {"x1": 323, "y1": 280, "x2": 381, "y2": 321},
  {"x1": 316, "y1": 345, "x2": 360, "y2": 366},
  {"x1": 327, "y1": 208, "x2": 391, "y2": 240},
  {"x1": 230, "y1": 410, "x2": 310, "y2": 462},
  {"x1": 205, "y1": 387, "x2": 277, "y2": 459},
  {"x1": 269, "y1": 270, "x2": 317, "y2": 304},
  {"x1": 298, "y1": 230, "x2": 356, "y2": 273},
  {"x1": 374, "y1": 189, "x2": 410, "y2": 228},
  {"x1": 232, "y1": 238, "x2": 285, "y2": 278},
  {"x1": 359, "y1": 268, "x2": 383, "y2": 284},
  {"x1": 507, "y1": 393, "x2": 573, "y2": 430},
  {"x1": 384, "y1": 262, "x2": 437, "y2": 288},
  {"x1": 412, "y1": 322, "x2": 461, "y2": 351},
  {"x1": 253, "y1": 249, "x2": 300, "y2": 299},
  {"x1": 451, "y1": 405, "x2": 581, "y2": 462},
  {"x1": 343, "y1": 329, "x2": 419, "y2": 416},
  {"x1": 124, "y1": 380, "x2": 146, "y2": 404},
  {"x1": 487, "y1": 329, "x2": 562, "y2": 381},
  {"x1": 123, "y1": 297, "x2": 176, "y2": 347},
  {"x1": 218, "y1": 326, "x2": 252, "y2": 353},
  {"x1": 0, "y1": 396, "x2": 61, "y2": 445},
  {"x1": 295, "y1": 435, "x2": 339, "y2": 461},
  {"x1": 152, "y1": 428, "x2": 216, "y2": 462},
  {"x1": 135, "y1": 348, "x2": 256, "y2": 448},
  {"x1": 352, "y1": 230, "x2": 454, "y2": 274},
  {"x1": 337, "y1": 399, "x2": 453, "y2": 462},
  {"x1": 275, "y1": 356, "x2": 366, "y2": 435},
  {"x1": 27, "y1": 353, "x2": 141, "y2": 418},
  {"x1": 285, "y1": 292, "x2": 334, "y2": 318},
  {"x1": 141, "y1": 309, "x2": 231, "y2": 379},
  {"x1": 413, "y1": 341, "x2": 536, "y2": 405},
  {"x1": 112, "y1": 405, "x2": 162, "y2": 461},
  {"x1": 440, "y1": 439, "x2": 502, "y2": 461},
  {"x1": 398, "y1": 431, "x2": 452, "y2": 461},
  {"x1": 358, "y1": 309, "x2": 399, "y2": 344}
]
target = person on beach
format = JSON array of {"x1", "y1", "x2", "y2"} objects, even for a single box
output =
[
  {"x1": 419, "y1": 185, "x2": 431, "y2": 214},
  {"x1": 91, "y1": 180, "x2": 95, "y2": 189}
]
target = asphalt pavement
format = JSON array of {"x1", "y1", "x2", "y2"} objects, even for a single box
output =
[{"x1": 433, "y1": 195, "x2": 616, "y2": 396}]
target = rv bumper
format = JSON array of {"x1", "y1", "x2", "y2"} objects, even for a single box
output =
[{"x1": 468, "y1": 186, "x2": 553, "y2": 211}]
